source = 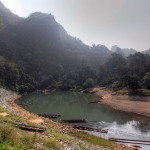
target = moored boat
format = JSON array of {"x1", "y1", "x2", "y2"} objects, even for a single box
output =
[
  {"x1": 72, "y1": 124, "x2": 108, "y2": 133},
  {"x1": 88, "y1": 100, "x2": 101, "y2": 103},
  {"x1": 61, "y1": 119, "x2": 87, "y2": 123},
  {"x1": 37, "y1": 114, "x2": 61, "y2": 118},
  {"x1": 14, "y1": 123, "x2": 46, "y2": 132}
]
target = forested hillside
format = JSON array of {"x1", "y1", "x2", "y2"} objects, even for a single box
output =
[{"x1": 0, "y1": 1, "x2": 150, "y2": 93}]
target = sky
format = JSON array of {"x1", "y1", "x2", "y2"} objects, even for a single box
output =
[{"x1": 1, "y1": 0, "x2": 150, "y2": 51}]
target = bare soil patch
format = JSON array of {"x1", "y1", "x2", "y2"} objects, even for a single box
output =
[
  {"x1": 0, "y1": 112, "x2": 9, "y2": 117},
  {"x1": 93, "y1": 88, "x2": 150, "y2": 116}
]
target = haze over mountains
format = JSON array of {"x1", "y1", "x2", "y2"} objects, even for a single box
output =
[{"x1": 0, "y1": 1, "x2": 150, "y2": 93}]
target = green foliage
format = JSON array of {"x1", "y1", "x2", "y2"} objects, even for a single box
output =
[
  {"x1": 83, "y1": 78, "x2": 95, "y2": 89},
  {"x1": 69, "y1": 130, "x2": 114, "y2": 149},
  {"x1": 98, "y1": 53, "x2": 150, "y2": 91},
  {"x1": 45, "y1": 129, "x2": 74, "y2": 144},
  {"x1": 41, "y1": 137, "x2": 61, "y2": 149},
  {"x1": 127, "y1": 75, "x2": 140, "y2": 91},
  {"x1": 32, "y1": 132, "x2": 38, "y2": 144},
  {"x1": 0, "y1": 124, "x2": 34, "y2": 149},
  {"x1": 143, "y1": 72, "x2": 150, "y2": 89},
  {"x1": 110, "y1": 81, "x2": 121, "y2": 89},
  {"x1": 0, "y1": 56, "x2": 37, "y2": 94},
  {"x1": 116, "y1": 89, "x2": 128, "y2": 95},
  {"x1": 0, "y1": 3, "x2": 150, "y2": 93},
  {"x1": 0, "y1": 57, "x2": 19, "y2": 91}
]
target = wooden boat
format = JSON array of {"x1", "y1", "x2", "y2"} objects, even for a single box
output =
[
  {"x1": 14, "y1": 123, "x2": 46, "y2": 132},
  {"x1": 37, "y1": 114, "x2": 61, "y2": 118},
  {"x1": 109, "y1": 138, "x2": 150, "y2": 143},
  {"x1": 18, "y1": 102, "x2": 33, "y2": 106},
  {"x1": 131, "y1": 145, "x2": 142, "y2": 148},
  {"x1": 72, "y1": 125, "x2": 108, "y2": 133},
  {"x1": 109, "y1": 138, "x2": 150, "y2": 145},
  {"x1": 88, "y1": 100, "x2": 101, "y2": 103},
  {"x1": 61, "y1": 119, "x2": 87, "y2": 123}
]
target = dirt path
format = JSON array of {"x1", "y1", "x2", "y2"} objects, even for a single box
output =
[{"x1": 93, "y1": 88, "x2": 150, "y2": 116}]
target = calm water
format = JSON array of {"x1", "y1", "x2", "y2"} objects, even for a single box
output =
[{"x1": 16, "y1": 92, "x2": 150, "y2": 150}]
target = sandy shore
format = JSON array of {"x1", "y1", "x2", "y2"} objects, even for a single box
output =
[{"x1": 93, "y1": 88, "x2": 150, "y2": 117}]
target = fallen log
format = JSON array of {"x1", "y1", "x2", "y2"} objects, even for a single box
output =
[
  {"x1": 72, "y1": 125, "x2": 108, "y2": 133},
  {"x1": 37, "y1": 114, "x2": 61, "y2": 118},
  {"x1": 61, "y1": 119, "x2": 87, "y2": 123},
  {"x1": 14, "y1": 123, "x2": 46, "y2": 132}
]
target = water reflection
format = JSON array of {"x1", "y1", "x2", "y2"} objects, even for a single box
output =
[{"x1": 16, "y1": 92, "x2": 150, "y2": 143}]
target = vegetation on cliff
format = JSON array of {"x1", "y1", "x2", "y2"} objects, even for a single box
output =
[{"x1": 0, "y1": 1, "x2": 150, "y2": 94}]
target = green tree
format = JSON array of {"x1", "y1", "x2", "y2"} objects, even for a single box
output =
[
  {"x1": 142, "y1": 72, "x2": 150, "y2": 89},
  {"x1": 127, "y1": 75, "x2": 140, "y2": 92},
  {"x1": 83, "y1": 78, "x2": 95, "y2": 89}
]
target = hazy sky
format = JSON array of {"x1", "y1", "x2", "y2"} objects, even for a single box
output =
[{"x1": 1, "y1": 0, "x2": 150, "y2": 51}]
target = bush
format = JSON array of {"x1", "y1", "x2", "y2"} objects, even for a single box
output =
[
  {"x1": 83, "y1": 78, "x2": 95, "y2": 89},
  {"x1": 41, "y1": 137, "x2": 61, "y2": 149},
  {"x1": 0, "y1": 124, "x2": 34, "y2": 149},
  {"x1": 110, "y1": 81, "x2": 121, "y2": 89},
  {"x1": 143, "y1": 72, "x2": 150, "y2": 89}
]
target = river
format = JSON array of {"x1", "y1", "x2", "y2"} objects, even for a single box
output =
[{"x1": 16, "y1": 92, "x2": 150, "y2": 150}]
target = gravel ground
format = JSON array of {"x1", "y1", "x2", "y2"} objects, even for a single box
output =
[{"x1": 0, "y1": 88, "x2": 21, "y2": 115}]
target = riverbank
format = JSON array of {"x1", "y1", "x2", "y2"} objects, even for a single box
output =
[
  {"x1": 93, "y1": 87, "x2": 150, "y2": 117},
  {"x1": 0, "y1": 88, "x2": 21, "y2": 115},
  {"x1": 0, "y1": 88, "x2": 132, "y2": 150}
]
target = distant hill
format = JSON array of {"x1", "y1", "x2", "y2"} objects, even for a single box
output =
[
  {"x1": 111, "y1": 45, "x2": 137, "y2": 57},
  {"x1": 142, "y1": 49, "x2": 150, "y2": 55}
]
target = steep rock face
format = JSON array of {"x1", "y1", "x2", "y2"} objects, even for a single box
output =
[
  {"x1": 0, "y1": 1, "x2": 22, "y2": 30},
  {"x1": 0, "y1": 1, "x2": 112, "y2": 83},
  {"x1": 0, "y1": 12, "x2": 62, "y2": 78}
]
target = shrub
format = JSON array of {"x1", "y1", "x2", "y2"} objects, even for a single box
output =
[
  {"x1": 83, "y1": 78, "x2": 95, "y2": 89},
  {"x1": 0, "y1": 124, "x2": 34, "y2": 149},
  {"x1": 41, "y1": 137, "x2": 61, "y2": 149}
]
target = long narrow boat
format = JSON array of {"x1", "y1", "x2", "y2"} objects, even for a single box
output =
[
  {"x1": 109, "y1": 138, "x2": 150, "y2": 145},
  {"x1": 109, "y1": 138, "x2": 150, "y2": 143},
  {"x1": 88, "y1": 100, "x2": 101, "y2": 103},
  {"x1": 18, "y1": 102, "x2": 33, "y2": 106},
  {"x1": 14, "y1": 123, "x2": 46, "y2": 132},
  {"x1": 37, "y1": 114, "x2": 61, "y2": 118},
  {"x1": 131, "y1": 145, "x2": 142, "y2": 149},
  {"x1": 61, "y1": 119, "x2": 87, "y2": 123},
  {"x1": 72, "y1": 125, "x2": 108, "y2": 133}
]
